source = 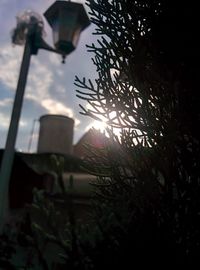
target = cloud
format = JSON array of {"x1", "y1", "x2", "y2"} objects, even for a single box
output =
[
  {"x1": 0, "y1": 112, "x2": 27, "y2": 129},
  {"x1": 0, "y1": 113, "x2": 10, "y2": 128},
  {"x1": 0, "y1": 98, "x2": 13, "y2": 107},
  {"x1": 25, "y1": 57, "x2": 54, "y2": 102},
  {"x1": 19, "y1": 120, "x2": 28, "y2": 127},
  {"x1": 0, "y1": 42, "x2": 72, "y2": 110},
  {"x1": 41, "y1": 98, "x2": 81, "y2": 127},
  {"x1": 0, "y1": 45, "x2": 22, "y2": 90},
  {"x1": 41, "y1": 98, "x2": 73, "y2": 116},
  {"x1": 48, "y1": 53, "x2": 62, "y2": 67}
]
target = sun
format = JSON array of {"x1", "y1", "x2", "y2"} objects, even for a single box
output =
[
  {"x1": 85, "y1": 120, "x2": 108, "y2": 134},
  {"x1": 91, "y1": 120, "x2": 108, "y2": 132},
  {"x1": 86, "y1": 118, "x2": 122, "y2": 139}
]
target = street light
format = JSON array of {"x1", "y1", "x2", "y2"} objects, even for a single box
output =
[
  {"x1": 0, "y1": 0, "x2": 90, "y2": 232},
  {"x1": 44, "y1": 1, "x2": 90, "y2": 56}
]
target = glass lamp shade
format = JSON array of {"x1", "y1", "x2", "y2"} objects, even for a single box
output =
[{"x1": 44, "y1": 1, "x2": 90, "y2": 55}]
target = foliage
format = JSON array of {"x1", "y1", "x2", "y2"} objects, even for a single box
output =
[
  {"x1": 0, "y1": 212, "x2": 47, "y2": 270},
  {"x1": 0, "y1": 226, "x2": 16, "y2": 270},
  {"x1": 74, "y1": 0, "x2": 200, "y2": 267}
]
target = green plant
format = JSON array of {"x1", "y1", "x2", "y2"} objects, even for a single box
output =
[{"x1": 74, "y1": 0, "x2": 200, "y2": 267}]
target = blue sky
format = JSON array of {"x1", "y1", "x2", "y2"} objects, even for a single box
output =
[{"x1": 0, "y1": 0, "x2": 98, "y2": 152}]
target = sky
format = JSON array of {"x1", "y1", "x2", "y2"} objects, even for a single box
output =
[{"x1": 0, "y1": 0, "x2": 99, "y2": 152}]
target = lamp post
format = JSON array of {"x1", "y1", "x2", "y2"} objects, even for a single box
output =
[{"x1": 0, "y1": 0, "x2": 90, "y2": 232}]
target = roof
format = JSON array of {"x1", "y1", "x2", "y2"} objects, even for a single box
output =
[
  {"x1": 73, "y1": 129, "x2": 109, "y2": 158},
  {"x1": 0, "y1": 150, "x2": 83, "y2": 175}
]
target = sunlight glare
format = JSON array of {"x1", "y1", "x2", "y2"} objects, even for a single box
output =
[{"x1": 89, "y1": 120, "x2": 108, "y2": 132}]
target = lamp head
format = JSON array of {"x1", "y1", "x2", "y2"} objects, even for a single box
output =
[{"x1": 44, "y1": 1, "x2": 90, "y2": 55}]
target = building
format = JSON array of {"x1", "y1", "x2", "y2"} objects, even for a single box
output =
[{"x1": 1, "y1": 115, "x2": 110, "y2": 226}]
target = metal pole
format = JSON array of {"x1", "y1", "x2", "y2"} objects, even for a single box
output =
[
  {"x1": 0, "y1": 36, "x2": 32, "y2": 232},
  {"x1": 27, "y1": 119, "x2": 38, "y2": 152}
]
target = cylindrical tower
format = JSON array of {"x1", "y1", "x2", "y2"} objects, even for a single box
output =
[{"x1": 37, "y1": 114, "x2": 74, "y2": 155}]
